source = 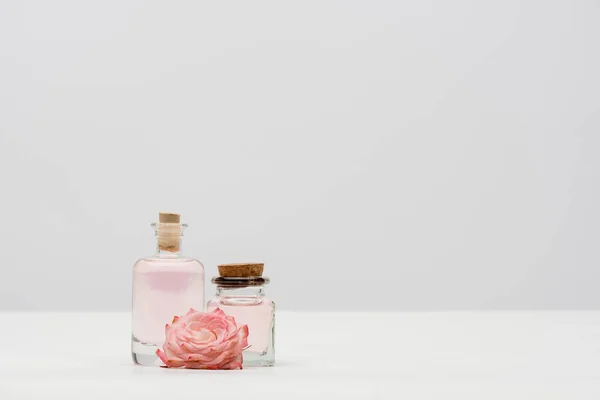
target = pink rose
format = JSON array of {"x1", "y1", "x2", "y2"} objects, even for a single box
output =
[{"x1": 156, "y1": 308, "x2": 249, "y2": 370}]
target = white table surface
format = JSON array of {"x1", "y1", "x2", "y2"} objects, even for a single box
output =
[{"x1": 1, "y1": 311, "x2": 600, "y2": 399}]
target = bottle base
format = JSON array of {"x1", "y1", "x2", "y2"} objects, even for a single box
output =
[
  {"x1": 244, "y1": 359, "x2": 275, "y2": 367},
  {"x1": 132, "y1": 337, "x2": 276, "y2": 368},
  {"x1": 243, "y1": 350, "x2": 275, "y2": 367},
  {"x1": 131, "y1": 336, "x2": 161, "y2": 366}
]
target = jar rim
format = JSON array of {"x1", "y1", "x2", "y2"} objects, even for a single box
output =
[{"x1": 211, "y1": 276, "x2": 270, "y2": 287}]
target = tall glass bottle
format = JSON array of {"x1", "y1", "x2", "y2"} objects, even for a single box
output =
[{"x1": 131, "y1": 212, "x2": 205, "y2": 366}]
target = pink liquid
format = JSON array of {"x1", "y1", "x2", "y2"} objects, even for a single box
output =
[
  {"x1": 132, "y1": 257, "x2": 204, "y2": 346},
  {"x1": 207, "y1": 297, "x2": 274, "y2": 358}
]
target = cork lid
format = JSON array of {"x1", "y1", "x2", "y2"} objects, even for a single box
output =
[
  {"x1": 218, "y1": 263, "x2": 264, "y2": 277},
  {"x1": 159, "y1": 212, "x2": 180, "y2": 223},
  {"x1": 156, "y1": 212, "x2": 182, "y2": 252}
]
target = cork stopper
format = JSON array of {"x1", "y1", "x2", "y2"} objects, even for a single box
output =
[
  {"x1": 218, "y1": 263, "x2": 264, "y2": 278},
  {"x1": 159, "y1": 212, "x2": 180, "y2": 223},
  {"x1": 157, "y1": 212, "x2": 182, "y2": 252}
]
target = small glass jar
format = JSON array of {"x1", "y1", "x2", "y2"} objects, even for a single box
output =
[{"x1": 207, "y1": 276, "x2": 275, "y2": 367}]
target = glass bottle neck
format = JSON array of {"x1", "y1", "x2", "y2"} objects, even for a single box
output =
[
  {"x1": 216, "y1": 286, "x2": 265, "y2": 297},
  {"x1": 151, "y1": 222, "x2": 187, "y2": 257},
  {"x1": 155, "y1": 237, "x2": 183, "y2": 257}
]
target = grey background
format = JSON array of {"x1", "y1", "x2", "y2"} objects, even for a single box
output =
[{"x1": 0, "y1": 0, "x2": 598, "y2": 311}]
